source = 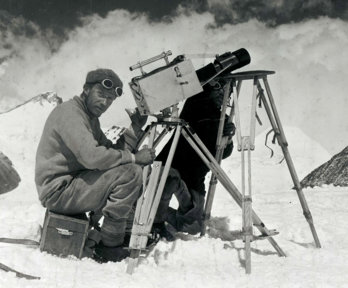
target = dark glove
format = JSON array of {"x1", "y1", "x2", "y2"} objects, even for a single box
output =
[{"x1": 223, "y1": 118, "x2": 235, "y2": 139}]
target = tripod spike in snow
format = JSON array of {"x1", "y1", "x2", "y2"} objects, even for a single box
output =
[{"x1": 127, "y1": 161, "x2": 162, "y2": 275}]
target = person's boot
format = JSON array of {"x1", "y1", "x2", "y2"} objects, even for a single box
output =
[
  {"x1": 93, "y1": 242, "x2": 130, "y2": 263},
  {"x1": 152, "y1": 222, "x2": 176, "y2": 242},
  {"x1": 166, "y1": 207, "x2": 179, "y2": 230},
  {"x1": 166, "y1": 207, "x2": 202, "y2": 235},
  {"x1": 180, "y1": 220, "x2": 202, "y2": 235},
  {"x1": 123, "y1": 232, "x2": 160, "y2": 249}
]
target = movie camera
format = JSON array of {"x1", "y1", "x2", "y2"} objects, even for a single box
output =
[{"x1": 128, "y1": 48, "x2": 251, "y2": 117}]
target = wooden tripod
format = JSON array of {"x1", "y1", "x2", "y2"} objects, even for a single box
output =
[
  {"x1": 127, "y1": 70, "x2": 321, "y2": 275},
  {"x1": 202, "y1": 70, "x2": 321, "y2": 273},
  {"x1": 126, "y1": 114, "x2": 286, "y2": 274}
]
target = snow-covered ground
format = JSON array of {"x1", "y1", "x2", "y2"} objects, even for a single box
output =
[{"x1": 0, "y1": 99, "x2": 347, "y2": 288}]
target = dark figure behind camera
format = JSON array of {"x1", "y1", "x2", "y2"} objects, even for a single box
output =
[{"x1": 153, "y1": 79, "x2": 235, "y2": 238}]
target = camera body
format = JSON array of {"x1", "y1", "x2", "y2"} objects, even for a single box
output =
[
  {"x1": 129, "y1": 48, "x2": 250, "y2": 116},
  {"x1": 129, "y1": 58, "x2": 202, "y2": 116}
]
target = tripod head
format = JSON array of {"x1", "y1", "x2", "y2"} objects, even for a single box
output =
[{"x1": 128, "y1": 49, "x2": 251, "y2": 119}]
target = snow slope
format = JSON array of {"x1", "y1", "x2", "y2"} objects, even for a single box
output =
[{"x1": 0, "y1": 99, "x2": 347, "y2": 288}]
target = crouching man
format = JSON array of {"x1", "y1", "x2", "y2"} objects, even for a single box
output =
[
  {"x1": 154, "y1": 79, "x2": 235, "y2": 239},
  {"x1": 35, "y1": 68, "x2": 155, "y2": 262}
]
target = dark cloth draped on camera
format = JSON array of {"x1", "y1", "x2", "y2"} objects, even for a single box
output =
[{"x1": 156, "y1": 90, "x2": 233, "y2": 196}]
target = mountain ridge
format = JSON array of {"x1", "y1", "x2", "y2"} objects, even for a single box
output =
[{"x1": 301, "y1": 146, "x2": 348, "y2": 188}]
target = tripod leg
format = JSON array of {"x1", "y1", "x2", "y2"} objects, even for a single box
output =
[
  {"x1": 153, "y1": 126, "x2": 171, "y2": 149},
  {"x1": 241, "y1": 137, "x2": 253, "y2": 274},
  {"x1": 243, "y1": 194, "x2": 252, "y2": 274},
  {"x1": 136, "y1": 122, "x2": 171, "y2": 152},
  {"x1": 127, "y1": 124, "x2": 184, "y2": 274},
  {"x1": 249, "y1": 77, "x2": 258, "y2": 149},
  {"x1": 135, "y1": 123, "x2": 153, "y2": 151},
  {"x1": 233, "y1": 80, "x2": 243, "y2": 150},
  {"x1": 202, "y1": 81, "x2": 232, "y2": 235},
  {"x1": 146, "y1": 125, "x2": 183, "y2": 229},
  {"x1": 127, "y1": 250, "x2": 141, "y2": 275},
  {"x1": 203, "y1": 79, "x2": 244, "y2": 235},
  {"x1": 127, "y1": 126, "x2": 159, "y2": 275},
  {"x1": 182, "y1": 127, "x2": 286, "y2": 257},
  {"x1": 132, "y1": 125, "x2": 157, "y2": 229},
  {"x1": 202, "y1": 176, "x2": 217, "y2": 235},
  {"x1": 260, "y1": 78, "x2": 321, "y2": 248},
  {"x1": 216, "y1": 80, "x2": 232, "y2": 147},
  {"x1": 142, "y1": 125, "x2": 157, "y2": 192},
  {"x1": 127, "y1": 161, "x2": 162, "y2": 274},
  {"x1": 202, "y1": 139, "x2": 227, "y2": 235}
]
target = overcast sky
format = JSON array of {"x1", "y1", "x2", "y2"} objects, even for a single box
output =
[{"x1": 1, "y1": 0, "x2": 348, "y2": 42}]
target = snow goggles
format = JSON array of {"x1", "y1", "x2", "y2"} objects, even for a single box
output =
[
  {"x1": 210, "y1": 81, "x2": 222, "y2": 90},
  {"x1": 89, "y1": 79, "x2": 123, "y2": 98}
]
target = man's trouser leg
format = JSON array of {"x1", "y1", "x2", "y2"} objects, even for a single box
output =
[
  {"x1": 45, "y1": 163, "x2": 143, "y2": 247},
  {"x1": 154, "y1": 168, "x2": 192, "y2": 224},
  {"x1": 174, "y1": 188, "x2": 205, "y2": 234}
]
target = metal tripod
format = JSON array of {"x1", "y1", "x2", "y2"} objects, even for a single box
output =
[{"x1": 202, "y1": 71, "x2": 321, "y2": 267}]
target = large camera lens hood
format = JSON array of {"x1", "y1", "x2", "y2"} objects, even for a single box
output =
[{"x1": 196, "y1": 48, "x2": 251, "y2": 84}]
